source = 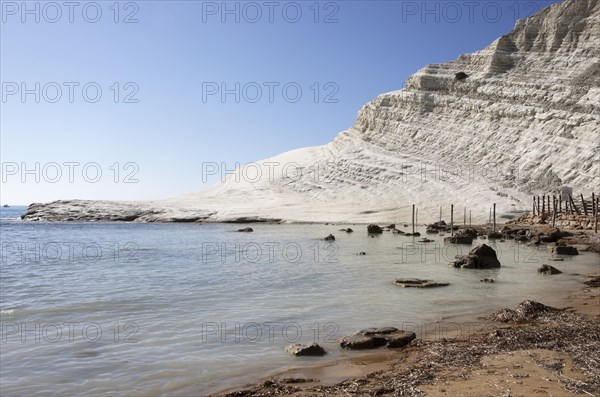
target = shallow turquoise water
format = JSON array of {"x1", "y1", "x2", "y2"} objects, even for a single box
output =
[{"x1": 1, "y1": 219, "x2": 598, "y2": 395}]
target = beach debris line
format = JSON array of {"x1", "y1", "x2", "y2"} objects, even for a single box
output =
[
  {"x1": 340, "y1": 327, "x2": 416, "y2": 350},
  {"x1": 394, "y1": 278, "x2": 450, "y2": 288},
  {"x1": 487, "y1": 300, "x2": 563, "y2": 323},
  {"x1": 284, "y1": 343, "x2": 327, "y2": 357},
  {"x1": 450, "y1": 244, "x2": 501, "y2": 269}
]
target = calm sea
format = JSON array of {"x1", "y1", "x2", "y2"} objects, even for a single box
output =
[{"x1": 1, "y1": 207, "x2": 598, "y2": 395}]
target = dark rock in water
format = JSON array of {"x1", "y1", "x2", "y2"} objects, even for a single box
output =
[
  {"x1": 426, "y1": 225, "x2": 440, "y2": 234},
  {"x1": 341, "y1": 328, "x2": 416, "y2": 349},
  {"x1": 323, "y1": 234, "x2": 335, "y2": 241},
  {"x1": 386, "y1": 224, "x2": 396, "y2": 229},
  {"x1": 418, "y1": 238, "x2": 434, "y2": 243},
  {"x1": 346, "y1": 228, "x2": 353, "y2": 233},
  {"x1": 237, "y1": 227, "x2": 254, "y2": 232},
  {"x1": 356, "y1": 252, "x2": 366, "y2": 255},
  {"x1": 450, "y1": 244, "x2": 500, "y2": 269},
  {"x1": 488, "y1": 231, "x2": 502, "y2": 239},
  {"x1": 548, "y1": 258, "x2": 564, "y2": 261},
  {"x1": 339, "y1": 335, "x2": 387, "y2": 349},
  {"x1": 385, "y1": 331, "x2": 416, "y2": 348},
  {"x1": 515, "y1": 235, "x2": 529, "y2": 242},
  {"x1": 539, "y1": 228, "x2": 573, "y2": 243},
  {"x1": 584, "y1": 276, "x2": 600, "y2": 288},
  {"x1": 444, "y1": 235, "x2": 473, "y2": 244},
  {"x1": 461, "y1": 228, "x2": 478, "y2": 238},
  {"x1": 394, "y1": 278, "x2": 449, "y2": 288},
  {"x1": 480, "y1": 278, "x2": 494, "y2": 283},
  {"x1": 284, "y1": 343, "x2": 326, "y2": 356},
  {"x1": 405, "y1": 232, "x2": 421, "y2": 237},
  {"x1": 367, "y1": 224, "x2": 383, "y2": 234},
  {"x1": 552, "y1": 245, "x2": 578, "y2": 255},
  {"x1": 538, "y1": 264, "x2": 562, "y2": 275},
  {"x1": 358, "y1": 327, "x2": 399, "y2": 336}
]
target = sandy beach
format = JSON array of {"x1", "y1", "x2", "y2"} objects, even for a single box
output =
[{"x1": 212, "y1": 220, "x2": 600, "y2": 397}]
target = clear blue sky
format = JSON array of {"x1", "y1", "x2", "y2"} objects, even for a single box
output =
[{"x1": 0, "y1": 0, "x2": 560, "y2": 205}]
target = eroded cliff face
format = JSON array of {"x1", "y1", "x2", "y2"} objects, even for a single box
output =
[
  {"x1": 354, "y1": 0, "x2": 599, "y2": 195},
  {"x1": 22, "y1": 0, "x2": 600, "y2": 223}
]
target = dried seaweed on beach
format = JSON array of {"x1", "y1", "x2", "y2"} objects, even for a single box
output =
[
  {"x1": 486, "y1": 300, "x2": 563, "y2": 323},
  {"x1": 217, "y1": 300, "x2": 600, "y2": 397}
]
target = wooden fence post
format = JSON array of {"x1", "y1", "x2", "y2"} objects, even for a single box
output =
[
  {"x1": 451, "y1": 204, "x2": 454, "y2": 237},
  {"x1": 569, "y1": 194, "x2": 580, "y2": 215},
  {"x1": 552, "y1": 197, "x2": 557, "y2": 227},
  {"x1": 412, "y1": 204, "x2": 415, "y2": 234},
  {"x1": 581, "y1": 193, "x2": 588, "y2": 216}
]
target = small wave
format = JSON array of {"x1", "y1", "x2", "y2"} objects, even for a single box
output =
[{"x1": 0, "y1": 309, "x2": 15, "y2": 316}]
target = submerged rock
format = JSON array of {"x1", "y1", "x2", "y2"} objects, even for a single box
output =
[
  {"x1": 551, "y1": 246, "x2": 579, "y2": 255},
  {"x1": 367, "y1": 224, "x2": 383, "y2": 234},
  {"x1": 444, "y1": 235, "x2": 474, "y2": 244},
  {"x1": 339, "y1": 335, "x2": 387, "y2": 349},
  {"x1": 394, "y1": 278, "x2": 449, "y2": 288},
  {"x1": 488, "y1": 231, "x2": 502, "y2": 239},
  {"x1": 341, "y1": 328, "x2": 416, "y2": 349},
  {"x1": 323, "y1": 234, "x2": 336, "y2": 241},
  {"x1": 284, "y1": 343, "x2": 326, "y2": 356},
  {"x1": 538, "y1": 264, "x2": 562, "y2": 275},
  {"x1": 237, "y1": 227, "x2": 254, "y2": 232}
]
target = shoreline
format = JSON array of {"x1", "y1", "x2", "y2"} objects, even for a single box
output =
[
  {"x1": 211, "y1": 271, "x2": 599, "y2": 397},
  {"x1": 209, "y1": 221, "x2": 600, "y2": 397}
]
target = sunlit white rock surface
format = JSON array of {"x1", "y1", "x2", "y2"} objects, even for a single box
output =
[{"x1": 22, "y1": 0, "x2": 600, "y2": 223}]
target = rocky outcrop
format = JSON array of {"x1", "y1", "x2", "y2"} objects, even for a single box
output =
[
  {"x1": 284, "y1": 343, "x2": 326, "y2": 356},
  {"x1": 552, "y1": 245, "x2": 579, "y2": 255},
  {"x1": 21, "y1": 0, "x2": 600, "y2": 223},
  {"x1": 340, "y1": 327, "x2": 416, "y2": 350},
  {"x1": 451, "y1": 244, "x2": 501, "y2": 268},
  {"x1": 367, "y1": 224, "x2": 383, "y2": 234}
]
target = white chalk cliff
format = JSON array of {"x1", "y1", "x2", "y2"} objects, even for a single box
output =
[{"x1": 22, "y1": 0, "x2": 600, "y2": 223}]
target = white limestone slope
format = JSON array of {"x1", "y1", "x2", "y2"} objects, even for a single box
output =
[{"x1": 22, "y1": 0, "x2": 600, "y2": 223}]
